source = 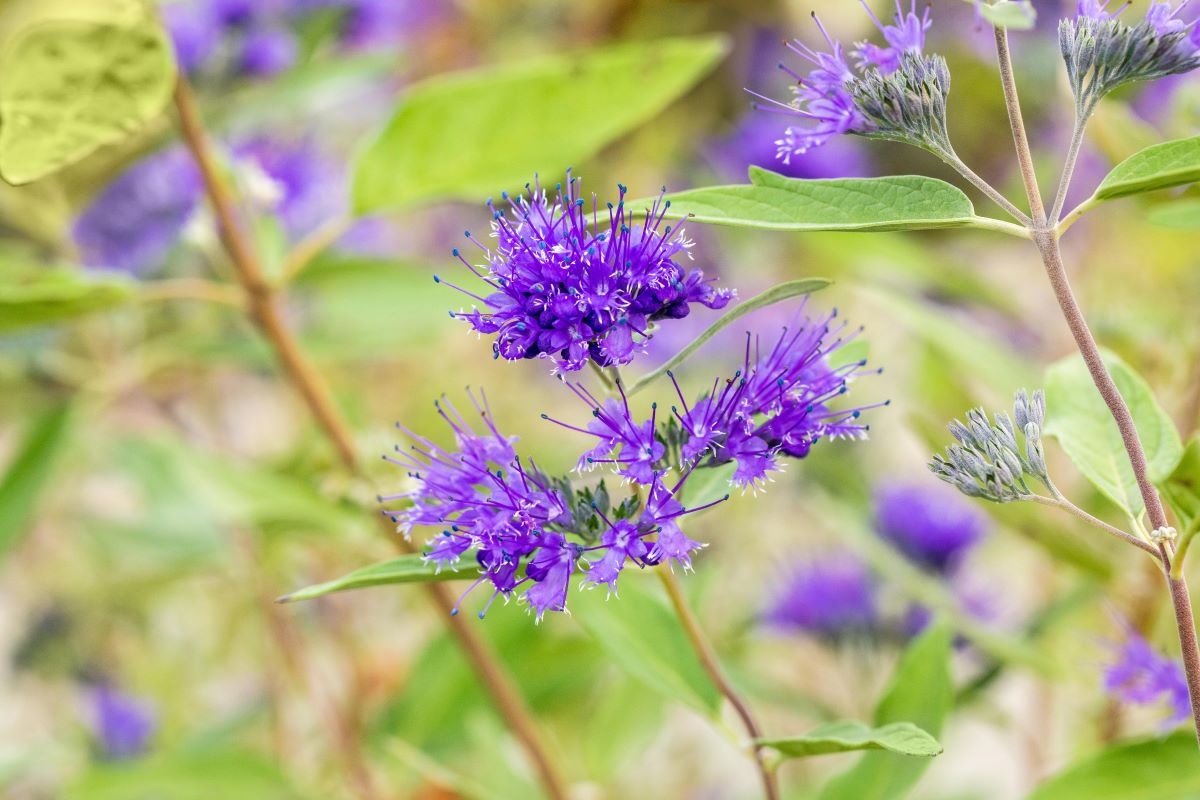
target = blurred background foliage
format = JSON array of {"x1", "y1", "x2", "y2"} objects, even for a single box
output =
[{"x1": 0, "y1": 0, "x2": 1198, "y2": 798}]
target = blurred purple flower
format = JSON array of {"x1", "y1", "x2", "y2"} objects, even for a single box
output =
[
  {"x1": 764, "y1": 554, "x2": 878, "y2": 638},
  {"x1": 235, "y1": 137, "x2": 345, "y2": 241},
  {"x1": 443, "y1": 173, "x2": 734, "y2": 374},
  {"x1": 339, "y1": 0, "x2": 452, "y2": 50},
  {"x1": 1104, "y1": 630, "x2": 1190, "y2": 728},
  {"x1": 238, "y1": 27, "x2": 298, "y2": 77},
  {"x1": 162, "y1": 3, "x2": 221, "y2": 73},
  {"x1": 89, "y1": 685, "x2": 156, "y2": 761},
  {"x1": 72, "y1": 147, "x2": 202, "y2": 275},
  {"x1": 873, "y1": 480, "x2": 988, "y2": 574},
  {"x1": 709, "y1": 112, "x2": 872, "y2": 181}
]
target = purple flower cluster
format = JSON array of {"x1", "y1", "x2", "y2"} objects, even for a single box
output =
[
  {"x1": 1105, "y1": 630, "x2": 1190, "y2": 728},
  {"x1": 382, "y1": 392, "x2": 717, "y2": 621},
  {"x1": 163, "y1": 0, "x2": 449, "y2": 78},
  {"x1": 89, "y1": 685, "x2": 156, "y2": 761},
  {"x1": 764, "y1": 554, "x2": 878, "y2": 638},
  {"x1": 73, "y1": 138, "x2": 343, "y2": 274},
  {"x1": 873, "y1": 480, "x2": 989, "y2": 574},
  {"x1": 753, "y1": 1, "x2": 932, "y2": 162},
  {"x1": 443, "y1": 175, "x2": 734, "y2": 373}
]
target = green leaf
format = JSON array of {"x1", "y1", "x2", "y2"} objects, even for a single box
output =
[
  {"x1": 633, "y1": 168, "x2": 980, "y2": 233},
  {"x1": 572, "y1": 575, "x2": 721, "y2": 716},
  {"x1": 1094, "y1": 136, "x2": 1200, "y2": 202},
  {"x1": 353, "y1": 35, "x2": 727, "y2": 213},
  {"x1": 1044, "y1": 351, "x2": 1183, "y2": 517},
  {"x1": 627, "y1": 277, "x2": 831, "y2": 395},
  {"x1": 0, "y1": 402, "x2": 72, "y2": 558},
  {"x1": 0, "y1": 269, "x2": 135, "y2": 331},
  {"x1": 1026, "y1": 734, "x2": 1200, "y2": 800},
  {"x1": 65, "y1": 749, "x2": 306, "y2": 800},
  {"x1": 977, "y1": 1, "x2": 1038, "y2": 29},
  {"x1": 759, "y1": 721, "x2": 942, "y2": 760},
  {"x1": 1164, "y1": 437, "x2": 1200, "y2": 528},
  {"x1": 819, "y1": 624, "x2": 954, "y2": 800},
  {"x1": 278, "y1": 554, "x2": 482, "y2": 603},
  {"x1": 1147, "y1": 199, "x2": 1200, "y2": 230},
  {"x1": 0, "y1": 4, "x2": 176, "y2": 185}
]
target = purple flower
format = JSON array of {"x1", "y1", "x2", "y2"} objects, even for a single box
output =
[
  {"x1": 544, "y1": 383, "x2": 665, "y2": 485},
  {"x1": 238, "y1": 27, "x2": 298, "y2": 77},
  {"x1": 89, "y1": 685, "x2": 156, "y2": 761},
  {"x1": 382, "y1": 391, "x2": 718, "y2": 620},
  {"x1": 667, "y1": 309, "x2": 883, "y2": 490},
  {"x1": 1104, "y1": 630, "x2": 1191, "y2": 728},
  {"x1": 339, "y1": 0, "x2": 452, "y2": 50},
  {"x1": 764, "y1": 553, "x2": 877, "y2": 638},
  {"x1": 442, "y1": 173, "x2": 734, "y2": 373},
  {"x1": 72, "y1": 148, "x2": 202, "y2": 275},
  {"x1": 1075, "y1": 0, "x2": 1117, "y2": 19},
  {"x1": 873, "y1": 480, "x2": 988, "y2": 574},
  {"x1": 234, "y1": 137, "x2": 344, "y2": 240},
  {"x1": 709, "y1": 111, "x2": 873, "y2": 181},
  {"x1": 162, "y1": 3, "x2": 221, "y2": 73},
  {"x1": 752, "y1": 1, "x2": 935, "y2": 162}
]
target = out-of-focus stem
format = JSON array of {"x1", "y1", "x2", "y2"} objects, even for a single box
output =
[
  {"x1": 172, "y1": 76, "x2": 570, "y2": 800},
  {"x1": 657, "y1": 570, "x2": 779, "y2": 800}
]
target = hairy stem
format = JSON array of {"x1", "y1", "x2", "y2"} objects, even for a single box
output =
[
  {"x1": 1050, "y1": 114, "x2": 1087, "y2": 224},
  {"x1": 988, "y1": 38, "x2": 1200, "y2": 745},
  {"x1": 172, "y1": 77, "x2": 570, "y2": 799},
  {"x1": 657, "y1": 570, "x2": 779, "y2": 800},
  {"x1": 993, "y1": 27, "x2": 1046, "y2": 225},
  {"x1": 1027, "y1": 494, "x2": 1159, "y2": 557}
]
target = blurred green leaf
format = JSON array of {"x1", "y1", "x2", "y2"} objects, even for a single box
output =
[
  {"x1": 641, "y1": 168, "x2": 982, "y2": 233},
  {"x1": 572, "y1": 574, "x2": 721, "y2": 716},
  {"x1": 1094, "y1": 136, "x2": 1200, "y2": 202},
  {"x1": 759, "y1": 720, "x2": 942, "y2": 760},
  {"x1": 1164, "y1": 437, "x2": 1200, "y2": 528},
  {"x1": 0, "y1": 269, "x2": 135, "y2": 331},
  {"x1": 0, "y1": 3, "x2": 176, "y2": 185},
  {"x1": 0, "y1": 401, "x2": 71, "y2": 558},
  {"x1": 977, "y1": 1, "x2": 1037, "y2": 29},
  {"x1": 1026, "y1": 733, "x2": 1200, "y2": 800},
  {"x1": 678, "y1": 462, "x2": 736, "y2": 509},
  {"x1": 65, "y1": 749, "x2": 304, "y2": 800},
  {"x1": 279, "y1": 554, "x2": 479, "y2": 603},
  {"x1": 353, "y1": 36, "x2": 727, "y2": 213},
  {"x1": 628, "y1": 278, "x2": 831, "y2": 395},
  {"x1": 819, "y1": 624, "x2": 953, "y2": 800},
  {"x1": 1044, "y1": 351, "x2": 1183, "y2": 518},
  {"x1": 1147, "y1": 199, "x2": 1200, "y2": 230}
]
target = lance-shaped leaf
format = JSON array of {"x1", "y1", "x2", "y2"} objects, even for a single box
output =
[
  {"x1": 0, "y1": 402, "x2": 73, "y2": 560},
  {"x1": 1094, "y1": 136, "x2": 1200, "y2": 201},
  {"x1": 1044, "y1": 351, "x2": 1183, "y2": 518},
  {"x1": 278, "y1": 554, "x2": 482, "y2": 603},
  {"x1": 0, "y1": 1, "x2": 176, "y2": 185},
  {"x1": 629, "y1": 168, "x2": 984, "y2": 233},
  {"x1": 0, "y1": 269, "x2": 135, "y2": 331},
  {"x1": 759, "y1": 721, "x2": 942, "y2": 760},
  {"x1": 627, "y1": 277, "x2": 830, "y2": 396},
  {"x1": 975, "y1": 1, "x2": 1037, "y2": 29},
  {"x1": 1027, "y1": 733, "x2": 1200, "y2": 800},
  {"x1": 1164, "y1": 437, "x2": 1200, "y2": 529},
  {"x1": 353, "y1": 36, "x2": 727, "y2": 213}
]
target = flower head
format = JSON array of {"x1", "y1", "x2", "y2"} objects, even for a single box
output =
[
  {"x1": 1104, "y1": 630, "x2": 1190, "y2": 729},
  {"x1": 754, "y1": 2, "x2": 952, "y2": 161},
  {"x1": 89, "y1": 685, "x2": 156, "y2": 761},
  {"x1": 443, "y1": 173, "x2": 733, "y2": 373},
  {"x1": 764, "y1": 553, "x2": 878, "y2": 639},
  {"x1": 72, "y1": 147, "x2": 202, "y2": 274},
  {"x1": 383, "y1": 392, "x2": 718, "y2": 620},
  {"x1": 873, "y1": 480, "x2": 989, "y2": 573}
]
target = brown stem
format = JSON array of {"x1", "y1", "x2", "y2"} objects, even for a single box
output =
[
  {"x1": 657, "y1": 570, "x2": 779, "y2": 800},
  {"x1": 993, "y1": 27, "x2": 1046, "y2": 225},
  {"x1": 1170, "y1": 575, "x2": 1200, "y2": 745},
  {"x1": 172, "y1": 77, "x2": 569, "y2": 800}
]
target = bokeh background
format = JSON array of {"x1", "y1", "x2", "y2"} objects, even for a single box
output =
[{"x1": 1, "y1": 0, "x2": 1198, "y2": 797}]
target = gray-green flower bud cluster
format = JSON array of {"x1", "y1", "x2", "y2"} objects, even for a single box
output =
[
  {"x1": 852, "y1": 51, "x2": 953, "y2": 156},
  {"x1": 929, "y1": 389, "x2": 1051, "y2": 504},
  {"x1": 1059, "y1": 16, "x2": 1200, "y2": 117}
]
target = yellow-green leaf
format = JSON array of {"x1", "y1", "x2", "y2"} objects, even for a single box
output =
[
  {"x1": 1094, "y1": 136, "x2": 1200, "y2": 202},
  {"x1": 759, "y1": 721, "x2": 942, "y2": 760}
]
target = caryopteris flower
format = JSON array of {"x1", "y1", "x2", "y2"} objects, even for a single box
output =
[
  {"x1": 1104, "y1": 630, "x2": 1190, "y2": 729},
  {"x1": 753, "y1": 1, "x2": 954, "y2": 161},
  {"x1": 1061, "y1": 0, "x2": 1200, "y2": 115},
  {"x1": 929, "y1": 389, "x2": 1053, "y2": 503},
  {"x1": 763, "y1": 553, "x2": 878, "y2": 639},
  {"x1": 382, "y1": 391, "x2": 720, "y2": 620},
  {"x1": 89, "y1": 684, "x2": 156, "y2": 761},
  {"x1": 873, "y1": 480, "x2": 989, "y2": 574},
  {"x1": 442, "y1": 173, "x2": 734, "y2": 373}
]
